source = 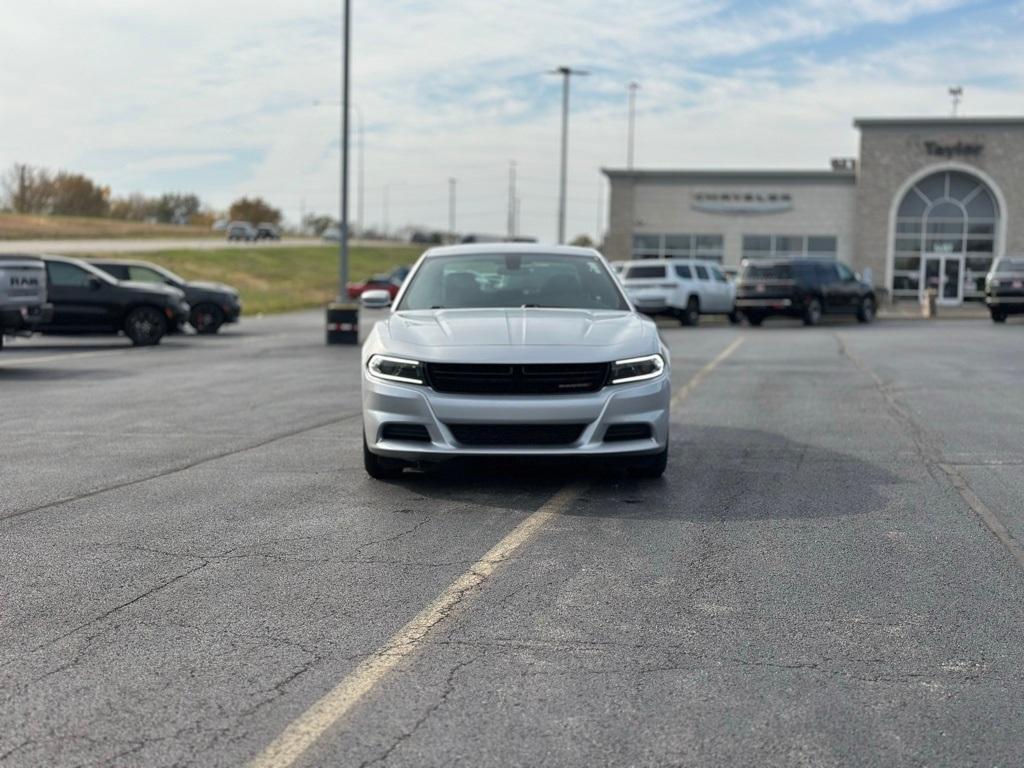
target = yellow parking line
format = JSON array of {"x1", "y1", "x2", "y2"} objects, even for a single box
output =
[
  {"x1": 247, "y1": 335, "x2": 747, "y2": 768},
  {"x1": 671, "y1": 336, "x2": 744, "y2": 409}
]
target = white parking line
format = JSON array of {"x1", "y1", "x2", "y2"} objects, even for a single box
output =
[
  {"x1": 0, "y1": 349, "x2": 125, "y2": 368},
  {"x1": 247, "y1": 335, "x2": 747, "y2": 768}
]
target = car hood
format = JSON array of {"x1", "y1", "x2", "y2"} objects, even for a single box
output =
[
  {"x1": 188, "y1": 280, "x2": 236, "y2": 294},
  {"x1": 375, "y1": 308, "x2": 659, "y2": 363}
]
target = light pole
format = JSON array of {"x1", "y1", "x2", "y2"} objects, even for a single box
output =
[
  {"x1": 338, "y1": 0, "x2": 351, "y2": 299},
  {"x1": 949, "y1": 85, "x2": 963, "y2": 117},
  {"x1": 448, "y1": 178, "x2": 457, "y2": 243},
  {"x1": 312, "y1": 100, "x2": 364, "y2": 236},
  {"x1": 507, "y1": 160, "x2": 517, "y2": 240},
  {"x1": 627, "y1": 81, "x2": 640, "y2": 169},
  {"x1": 548, "y1": 66, "x2": 588, "y2": 244}
]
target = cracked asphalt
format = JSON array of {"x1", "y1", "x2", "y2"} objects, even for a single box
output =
[{"x1": 1, "y1": 311, "x2": 1023, "y2": 767}]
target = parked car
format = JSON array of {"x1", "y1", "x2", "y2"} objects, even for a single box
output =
[
  {"x1": 255, "y1": 223, "x2": 281, "y2": 241},
  {"x1": 359, "y1": 244, "x2": 670, "y2": 480},
  {"x1": 985, "y1": 256, "x2": 1024, "y2": 323},
  {"x1": 0, "y1": 254, "x2": 53, "y2": 349},
  {"x1": 346, "y1": 265, "x2": 411, "y2": 300},
  {"x1": 34, "y1": 255, "x2": 190, "y2": 346},
  {"x1": 619, "y1": 259, "x2": 738, "y2": 325},
  {"x1": 226, "y1": 221, "x2": 256, "y2": 241},
  {"x1": 735, "y1": 258, "x2": 876, "y2": 326},
  {"x1": 90, "y1": 259, "x2": 241, "y2": 334}
]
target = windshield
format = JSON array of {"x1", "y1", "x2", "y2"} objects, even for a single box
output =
[
  {"x1": 397, "y1": 253, "x2": 629, "y2": 311},
  {"x1": 741, "y1": 263, "x2": 793, "y2": 281},
  {"x1": 623, "y1": 264, "x2": 667, "y2": 280},
  {"x1": 995, "y1": 258, "x2": 1024, "y2": 274}
]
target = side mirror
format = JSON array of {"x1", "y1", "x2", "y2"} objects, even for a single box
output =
[
  {"x1": 88, "y1": 277, "x2": 103, "y2": 291},
  {"x1": 360, "y1": 289, "x2": 392, "y2": 310}
]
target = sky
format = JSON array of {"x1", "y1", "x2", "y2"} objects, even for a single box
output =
[{"x1": 1, "y1": 0, "x2": 1022, "y2": 241}]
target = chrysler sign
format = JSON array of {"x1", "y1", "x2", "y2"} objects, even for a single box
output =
[{"x1": 692, "y1": 192, "x2": 793, "y2": 214}]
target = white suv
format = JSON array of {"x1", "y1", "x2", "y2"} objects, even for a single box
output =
[{"x1": 620, "y1": 259, "x2": 738, "y2": 325}]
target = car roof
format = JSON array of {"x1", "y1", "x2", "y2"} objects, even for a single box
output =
[
  {"x1": 420, "y1": 243, "x2": 602, "y2": 259},
  {"x1": 89, "y1": 258, "x2": 154, "y2": 267},
  {"x1": 0, "y1": 253, "x2": 43, "y2": 261}
]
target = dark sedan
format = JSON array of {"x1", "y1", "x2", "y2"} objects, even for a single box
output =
[
  {"x1": 91, "y1": 259, "x2": 241, "y2": 334},
  {"x1": 985, "y1": 257, "x2": 1024, "y2": 323},
  {"x1": 36, "y1": 255, "x2": 190, "y2": 346}
]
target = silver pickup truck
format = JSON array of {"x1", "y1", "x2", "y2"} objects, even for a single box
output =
[{"x1": 0, "y1": 254, "x2": 53, "y2": 349}]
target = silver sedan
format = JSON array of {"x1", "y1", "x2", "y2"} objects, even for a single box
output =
[{"x1": 359, "y1": 244, "x2": 671, "y2": 479}]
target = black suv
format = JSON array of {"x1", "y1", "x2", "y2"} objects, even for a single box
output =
[
  {"x1": 91, "y1": 259, "x2": 241, "y2": 334},
  {"x1": 35, "y1": 255, "x2": 190, "y2": 346},
  {"x1": 735, "y1": 258, "x2": 876, "y2": 326},
  {"x1": 985, "y1": 257, "x2": 1024, "y2": 323}
]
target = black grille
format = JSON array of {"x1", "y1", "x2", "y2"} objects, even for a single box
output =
[
  {"x1": 426, "y1": 363, "x2": 609, "y2": 395},
  {"x1": 604, "y1": 423, "x2": 652, "y2": 442},
  {"x1": 447, "y1": 423, "x2": 586, "y2": 446},
  {"x1": 381, "y1": 423, "x2": 431, "y2": 442}
]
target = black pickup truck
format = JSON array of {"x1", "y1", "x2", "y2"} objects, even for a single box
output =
[
  {"x1": 735, "y1": 258, "x2": 876, "y2": 326},
  {"x1": 34, "y1": 255, "x2": 190, "y2": 346}
]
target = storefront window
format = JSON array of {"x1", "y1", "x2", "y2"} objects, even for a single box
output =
[
  {"x1": 632, "y1": 233, "x2": 723, "y2": 261},
  {"x1": 891, "y1": 170, "x2": 1000, "y2": 302},
  {"x1": 742, "y1": 234, "x2": 837, "y2": 259}
]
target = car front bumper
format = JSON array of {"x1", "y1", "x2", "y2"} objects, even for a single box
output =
[{"x1": 362, "y1": 373, "x2": 671, "y2": 461}]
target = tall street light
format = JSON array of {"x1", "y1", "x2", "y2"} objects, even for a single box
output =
[
  {"x1": 312, "y1": 100, "x2": 364, "y2": 235},
  {"x1": 548, "y1": 66, "x2": 588, "y2": 244},
  {"x1": 338, "y1": 0, "x2": 351, "y2": 299},
  {"x1": 627, "y1": 81, "x2": 640, "y2": 169}
]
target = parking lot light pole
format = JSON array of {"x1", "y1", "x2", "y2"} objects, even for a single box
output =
[
  {"x1": 627, "y1": 81, "x2": 640, "y2": 169},
  {"x1": 326, "y1": 0, "x2": 358, "y2": 345},
  {"x1": 549, "y1": 66, "x2": 588, "y2": 244}
]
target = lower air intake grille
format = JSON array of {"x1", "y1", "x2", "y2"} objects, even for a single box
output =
[
  {"x1": 381, "y1": 423, "x2": 431, "y2": 442},
  {"x1": 447, "y1": 423, "x2": 586, "y2": 446},
  {"x1": 426, "y1": 363, "x2": 609, "y2": 395},
  {"x1": 604, "y1": 423, "x2": 653, "y2": 442}
]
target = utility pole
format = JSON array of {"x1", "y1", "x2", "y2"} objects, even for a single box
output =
[
  {"x1": 337, "y1": 0, "x2": 351, "y2": 299},
  {"x1": 549, "y1": 66, "x2": 588, "y2": 244},
  {"x1": 448, "y1": 178, "x2": 457, "y2": 243},
  {"x1": 515, "y1": 197, "x2": 521, "y2": 239},
  {"x1": 627, "y1": 81, "x2": 640, "y2": 169},
  {"x1": 507, "y1": 161, "x2": 517, "y2": 240},
  {"x1": 382, "y1": 185, "x2": 389, "y2": 236},
  {"x1": 949, "y1": 85, "x2": 963, "y2": 117}
]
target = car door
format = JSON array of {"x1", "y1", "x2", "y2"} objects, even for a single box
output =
[
  {"x1": 813, "y1": 262, "x2": 844, "y2": 313},
  {"x1": 708, "y1": 265, "x2": 732, "y2": 312},
  {"x1": 45, "y1": 261, "x2": 115, "y2": 331},
  {"x1": 693, "y1": 264, "x2": 712, "y2": 311},
  {"x1": 835, "y1": 262, "x2": 862, "y2": 311}
]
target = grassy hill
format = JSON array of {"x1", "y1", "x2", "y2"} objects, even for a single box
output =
[
  {"x1": 82, "y1": 244, "x2": 426, "y2": 315},
  {"x1": 0, "y1": 212, "x2": 217, "y2": 240}
]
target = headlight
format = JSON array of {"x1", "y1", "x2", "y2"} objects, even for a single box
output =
[
  {"x1": 367, "y1": 354, "x2": 425, "y2": 384},
  {"x1": 610, "y1": 354, "x2": 665, "y2": 384}
]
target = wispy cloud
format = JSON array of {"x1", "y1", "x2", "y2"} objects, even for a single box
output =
[{"x1": 0, "y1": 0, "x2": 1019, "y2": 239}]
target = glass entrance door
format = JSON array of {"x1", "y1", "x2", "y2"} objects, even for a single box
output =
[{"x1": 921, "y1": 254, "x2": 964, "y2": 305}]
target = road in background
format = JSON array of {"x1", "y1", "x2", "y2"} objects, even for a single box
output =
[
  {"x1": 0, "y1": 238, "x2": 395, "y2": 254},
  {"x1": 1, "y1": 315, "x2": 1022, "y2": 766}
]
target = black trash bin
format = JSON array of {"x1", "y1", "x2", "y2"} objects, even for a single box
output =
[{"x1": 326, "y1": 303, "x2": 359, "y2": 345}]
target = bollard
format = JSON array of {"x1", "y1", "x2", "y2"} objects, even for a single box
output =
[
  {"x1": 920, "y1": 289, "x2": 937, "y2": 319},
  {"x1": 326, "y1": 303, "x2": 360, "y2": 345}
]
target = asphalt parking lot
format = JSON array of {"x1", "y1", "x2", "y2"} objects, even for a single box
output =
[{"x1": 2, "y1": 312, "x2": 1023, "y2": 767}]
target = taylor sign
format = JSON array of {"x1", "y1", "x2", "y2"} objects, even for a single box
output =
[{"x1": 692, "y1": 192, "x2": 793, "y2": 214}]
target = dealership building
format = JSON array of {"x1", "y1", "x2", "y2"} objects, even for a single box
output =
[{"x1": 603, "y1": 117, "x2": 1024, "y2": 305}]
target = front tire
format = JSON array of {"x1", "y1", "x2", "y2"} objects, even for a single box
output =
[
  {"x1": 857, "y1": 296, "x2": 876, "y2": 324},
  {"x1": 363, "y1": 434, "x2": 405, "y2": 479},
  {"x1": 991, "y1": 309, "x2": 1007, "y2": 323},
  {"x1": 191, "y1": 304, "x2": 225, "y2": 334},
  {"x1": 744, "y1": 312, "x2": 764, "y2": 327},
  {"x1": 679, "y1": 297, "x2": 700, "y2": 326},
  {"x1": 124, "y1": 306, "x2": 167, "y2": 346},
  {"x1": 728, "y1": 309, "x2": 742, "y2": 325},
  {"x1": 803, "y1": 298, "x2": 822, "y2": 326}
]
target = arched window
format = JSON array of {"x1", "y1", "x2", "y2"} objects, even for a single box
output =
[{"x1": 891, "y1": 170, "x2": 999, "y2": 301}]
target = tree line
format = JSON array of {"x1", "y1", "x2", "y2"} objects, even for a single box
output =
[{"x1": 0, "y1": 163, "x2": 282, "y2": 226}]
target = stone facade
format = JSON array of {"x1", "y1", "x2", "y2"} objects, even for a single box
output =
[{"x1": 854, "y1": 118, "x2": 1024, "y2": 297}]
